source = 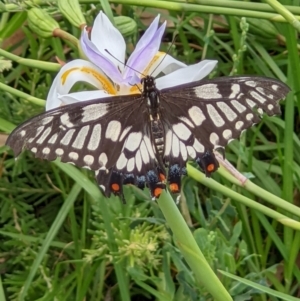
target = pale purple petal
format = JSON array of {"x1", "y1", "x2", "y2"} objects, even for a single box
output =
[
  {"x1": 90, "y1": 11, "x2": 126, "y2": 72},
  {"x1": 155, "y1": 60, "x2": 218, "y2": 90},
  {"x1": 59, "y1": 90, "x2": 113, "y2": 105},
  {"x1": 80, "y1": 28, "x2": 124, "y2": 84},
  {"x1": 124, "y1": 16, "x2": 166, "y2": 79}
]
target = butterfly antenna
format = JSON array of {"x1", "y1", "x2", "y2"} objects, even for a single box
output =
[
  {"x1": 150, "y1": 33, "x2": 178, "y2": 77},
  {"x1": 104, "y1": 49, "x2": 145, "y2": 77}
]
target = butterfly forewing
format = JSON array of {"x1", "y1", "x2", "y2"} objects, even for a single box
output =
[
  {"x1": 160, "y1": 76, "x2": 289, "y2": 168},
  {"x1": 6, "y1": 94, "x2": 159, "y2": 177}
]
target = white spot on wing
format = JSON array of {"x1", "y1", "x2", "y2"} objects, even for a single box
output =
[
  {"x1": 144, "y1": 136, "x2": 155, "y2": 159},
  {"x1": 179, "y1": 141, "x2": 188, "y2": 161},
  {"x1": 245, "y1": 80, "x2": 257, "y2": 87},
  {"x1": 187, "y1": 146, "x2": 196, "y2": 159},
  {"x1": 250, "y1": 91, "x2": 266, "y2": 103},
  {"x1": 188, "y1": 106, "x2": 206, "y2": 126},
  {"x1": 29, "y1": 126, "x2": 44, "y2": 143},
  {"x1": 116, "y1": 153, "x2": 127, "y2": 170},
  {"x1": 216, "y1": 102, "x2": 237, "y2": 121},
  {"x1": 127, "y1": 157, "x2": 135, "y2": 172},
  {"x1": 41, "y1": 116, "x2": 54, "y2": 125},
  {"x1": 48, "y1": 133, "x2": 58, "y2": 144},
  {"x1": 125, "y1": 132, "x2": 142, "y2": 152},
  {"x1": 69, "y1": 152, "x2": 79, "y2": 160},
  {"x1": 31, "y1": 147, "x2": 37, "y2": 153},
  {"x1": 135, "y1": 150, "x2": 142, "y2": 172},
  {"x1": 84, "y1": 154, "x2": 94, "y2": 165},
  {"x1": 164, "y1": 130, "x2": 172, "y2": 157},
  {"x1": 210, "y1": 132, "x2": 219, "y2": 145},
  {"x1": 222, "y1": 129, "x2": 232, "y2": 139},
  {"x1": 55, "y1": 148, "x2": 64, "y2": 156},
  {"x1": 272, "y1": 84, "x2": 278, "y2": 91},
  {"x1": 193, "y1": 139, "x2": 204, "y2": 153},
  {"x1": 88, "y1": 124, "x2": 101, "y2": 150},
  {"x1": 246, "y1": 98, "x2": 256, "y2": 108},
  {"x1": 231, "y1": 100, "x2": 246, "y2": 113},
  {"x1": 194, "y1": 84, "x2": 222, "y2": 99},
  {"x1": 61, "y1": 129, "x2": 75, "y2": 145},
  {"x1": 268, "y1": 104, "x2": 274, "y2": 110},
  {"x1": 229, "y1": 84, "x2": 240, "y2": 98},
  {"x1": 119, "y1": 126, "x2": 132, "y2": 141},
  {"x1": 36, "y1": 127, "x2": 52, "y2": 144},
  {"x1": 173, "y1": 123, "x2": 191, "y2": 141},
  {"x1": 235, "y1": 121, "x2": 244, "y2": 130},
  {"x1": 179, "y1": 116, "x2": 194, "y2": 128},
  {"x1": 105, "y1": 120, "x2": 121, "y2": 142},
  {"x1": 72, "y1": 125, "x2": 89, "y2": 149},
  {"x1": 207, "y1": 104, "x2": 225, "y2": 127},
  {"x1": 246, "y1": 113, "x2": 254, "y2": 120},
  {"x1": 20, "y1": 130, "x2": 26, "y2": 137},
  {"x1": 172, "y1": 135, "x2": 180, "y2": 157},
  {"x1": 140, "y1": 141, "x2": 150, "y2": 164},
  {"x1": 42, "y1": 147, "x2": 50, "y2": 154},
  {"x1": 257, "y1": 108, "x2": 264, "y2": 115},
  {"x1": 99, "y1": 152, "x2": 108, "y2": 166},
  {"x1": 82, "y1": 103, "x2": 108, "y2": 122},
  {"x1": 60, "y1": 113, "x2": 74, "y2": 128}
]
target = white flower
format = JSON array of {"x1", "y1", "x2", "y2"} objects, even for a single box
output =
[{"x1": 46, "y1": 11, "x2": 217, "y2": 110}]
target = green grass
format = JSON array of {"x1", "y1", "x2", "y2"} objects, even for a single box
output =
[{"x1": 1, "y1": 1, "x2": 300, "y2": 300}]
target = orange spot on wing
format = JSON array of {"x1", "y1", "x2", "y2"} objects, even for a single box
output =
[
  {"x1": 111, "y1": 183, "x2": 120, "y2": 191},
  {"x1": 169, "y1": 183, "x2": 179, "y2": 193},
  {"x1": 154, "y1": 187, "x2": 163, "y2": 198},
  {"x1": 207, "y1": 164, "x2": 215, "y2": 172},
  {"x1": 159, "y1": 173, "x2": 166, "y2": 181}
]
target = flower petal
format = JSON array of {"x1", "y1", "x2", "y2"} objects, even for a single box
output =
[
  {"x1": 155, "y1": 60, "x2": 218, "y2": 90},
  {"x1": 80, "y1": 28, "x2": 124, "y2": 84},
  {"x1": 142, "y1": 52, "x2": 187, "y2": 77},
  {"x1": 59, "y1": 90, "x2": 113, "y2": 105},
  {"x1": 124, "y1": 15, "x2": 166, "y2": 80},
  {"x1": 90, "y1": 11, "x2": 126, "y2": 72},
  {"x1": 46, "y1": 59, "x2": 117, "y2": 110}
]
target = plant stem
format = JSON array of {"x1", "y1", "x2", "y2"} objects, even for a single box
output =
[{"x1": 157, "y1": 191, "x2": 232, "y2": 301}]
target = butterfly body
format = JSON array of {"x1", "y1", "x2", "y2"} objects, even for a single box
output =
[{"x1": 6, "y1": 75, "x2": 290, "y2": 201}]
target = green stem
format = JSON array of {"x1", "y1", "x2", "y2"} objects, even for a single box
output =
[
  {"x1": 4, "y1": 0, "x2": 300, "y2": 16},
  {"x1": 0, "y1": 48, "x2": 60, "y2": 72},
  {"x1": 157, "y1": 191, "x2": 232, "y2": 301},
  {"x1": 108, "y1": 0, "x2": 300, "y2": 22},
  {"x1": 187, "y1": 164, "x2": 300, "y2": 230},
  {"x1": 264, "y1": 0, "x2": 300, "y2": 32},
  {"x1": 0, "y1": 82, "x2": 45, "y2": 107},
  {"x1": 216, "y1": 163, "x2": 300, "y2": 219}
]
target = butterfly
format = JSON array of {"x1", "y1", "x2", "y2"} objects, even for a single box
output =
[{"x1": 6, "y1": 75, "x2": 290, "y2": 201}]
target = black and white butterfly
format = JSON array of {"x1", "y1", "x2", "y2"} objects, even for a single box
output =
[{"x1": 6, "y1": 75, "x2": 290, "y2": 200}]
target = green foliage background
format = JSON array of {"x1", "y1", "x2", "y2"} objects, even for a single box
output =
[{"x1": 0, "y1": 1, "x2": 300, "y2": 300}]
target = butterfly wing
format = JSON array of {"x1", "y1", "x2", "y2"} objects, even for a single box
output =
[
  {"x1": 159, "y1": 76, "x2": 290, "y2": 187},
  {"x1": 6, "y1": 94, "x2": 163, "y2": 198}
]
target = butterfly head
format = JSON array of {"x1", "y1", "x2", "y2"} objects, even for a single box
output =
[{"x1": 141, "y1": 75, "x2": 156, "y2": 92}]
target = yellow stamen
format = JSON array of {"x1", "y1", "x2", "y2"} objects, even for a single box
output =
[
  {"x1": 129, "y1": 84, "x2": 142, "y2": 94},
  {"x1": 142, "y1": 51, "x2": 164, "y2": 76},
  {"x1": 61, "y1": 67, "x2": 117, "y2": 95}
]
